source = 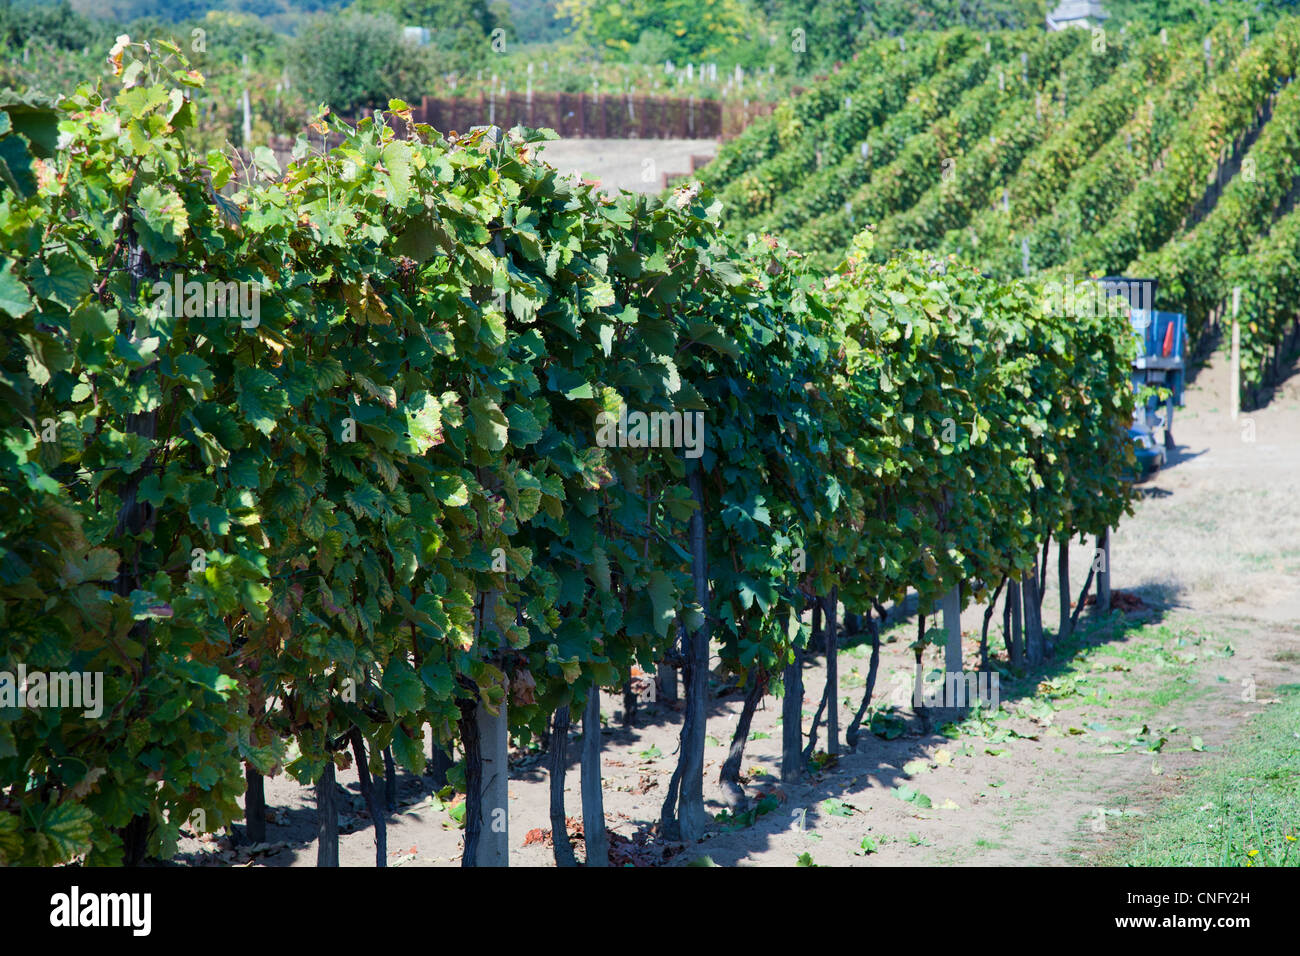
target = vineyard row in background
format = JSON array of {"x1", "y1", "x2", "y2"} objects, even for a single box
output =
[{"x1": 698, "y1": 18, "x2": 1300, "y2": 404}]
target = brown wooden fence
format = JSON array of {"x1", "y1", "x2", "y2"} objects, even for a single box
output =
[
  {"x1": 228, "y1": 92, "x2": 767, "y2": 186},
  {"x1": 414, "y1": 91, "x2": 772, "y2": 140}
]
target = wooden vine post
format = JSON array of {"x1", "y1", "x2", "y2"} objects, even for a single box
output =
[
  {"x1": 664, "y1": 456, "x2": 712, "y2": 841},
  {"x1": 474, "y1": 697, "x2": 509, "y2": 866},
  {"x1": 1058, "y1": 535, "x2": 1071, "y2": 644},
  {"x1": 1008, "y1": 580, "x2": 1023, "y2": 666},
  {"x1": 824, "y1": 587, "x2": 839, "y2": 754},
  {"x1": 468, "y1": 183, "x2": 511, "y2": 868},
  {"x1": 113, "y1": 235, "x2": 158, "y2": 866},
  {"x1": 463, "y1": 454, "x2": 508, "y2": 867},
  {"x1": 244, "y1": 763, "x2": 266, "y2": 844},
  {"x1": 938, "y1": 488, "x2": 963, "y2": 719},
  {"x1": 316, "y1": 757, "x2": 339, "y2": 867},
  {"x1": 940, "y1": 581, "x2": 963, "y2": 720},
  {"x1": 1230, "y1": 286, "x2": 1241, "y2": 420},
  {"x1": 548, "y1": 705, "x2": 577, "y2": 867},
  {"x1": 580, "y1": 689, "x2": 608, "y2": 866},
  {"x1": 1023, "y1": 555, "x2": 1044, "y2": 665},
  {"x1": 781, "y1": 638, "x2": 803, "y2": 782},
  {"x1": 1096, "y1": 529, "x2": 1112, "y2": 615},
  {"x1": 472, "y1": 588, "x2": 509, "y2": 867}
]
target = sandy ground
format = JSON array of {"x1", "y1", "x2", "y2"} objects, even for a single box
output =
[
  {"x1": 175, "y1": 341, "x2": 1300, "y2": 868},
  {"x1": 536, "y1": 138, "x2": 718, "y2": 195}
]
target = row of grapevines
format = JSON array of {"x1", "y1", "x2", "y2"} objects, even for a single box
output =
[
  {"x1": 1224, "y1": 193, "x2": 1300, "y2": 396},
  {"x1": 996, "y1": 36, "x2": 1170, "y2": 228},
  {"x1": 1134, "y1": 76, "x2": 1300, "y2": 355},
  {"x1": 695, "y1": 33, "x2": 922, "y2": 190},
  {"x1": 0, "y1": 42, "x2": 862, "y2": 862},
  {"x1": 780, "y1": 26, "x2": 1102, "y2": 258},
  {"x1": 822, "y1": 234, "x2": 1133, "y2": 623},
  {"x1": 1062, "y1": 17, "x2": 1300, "y2": 276},
  {"x1": 706, "y1": 229, "x2": 1137, "y2": 794},
  {"x1": 749, "y1": 31, "x2": 1058, "y2": 237},
  {"x1": 0, "y1": 41, "x2": 723, "y2": 863},
  {"x1": 847, "y1": 27, "x2": 1164, "y2": 265},
  {"x1": 0, "y1": 40, "x2": 1138, "y2": 866},
  {"x1": 713, "y1": 31, "x2": 975, "y2": 220},
  {"x1": 943, "y1": 20, "x2": 1234, "y2": 275}
]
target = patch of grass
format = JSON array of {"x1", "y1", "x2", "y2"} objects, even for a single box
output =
[
  {"x1": 1104, "y1": 687, "x2": 1300, "y2": 867},
  {"x1": 1144, "y1": 675, "x2": 1201, "y2": 711}
]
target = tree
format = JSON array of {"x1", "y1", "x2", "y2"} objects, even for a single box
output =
[
  {"x1": 290, "y1": 12, "x2": 434, "y2": 115},
  {"x1": 557, "y1": 0, "x2": 752, "y2": 61}
]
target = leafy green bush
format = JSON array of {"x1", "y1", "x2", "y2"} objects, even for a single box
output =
[
  {"x1": 291, "y1": 12, "x2": 438, "y2": 116},
  {"x1": 557, "y1": 0, "x2": 751, "y2": 61}
]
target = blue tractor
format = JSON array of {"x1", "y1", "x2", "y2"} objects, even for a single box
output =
[{"x1": 1098, "y1": 277, "x2": 1186, "y2": 477}]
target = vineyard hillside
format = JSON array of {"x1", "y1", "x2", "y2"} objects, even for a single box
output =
[{"x1": 699, "y1": 17, "x2": 1300, "y2": 402}]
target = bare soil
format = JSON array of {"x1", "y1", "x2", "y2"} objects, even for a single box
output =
[{"x1": 535, "y1": 137, "x2": 718, "y2": 195}]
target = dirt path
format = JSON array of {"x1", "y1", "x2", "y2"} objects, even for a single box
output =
[
  {"x1": 176, "y1": 345, "x2": 1299, "y2": 868},
  {"x1": 535, "y1": 137, "x2": 717, "y2": 195}
]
